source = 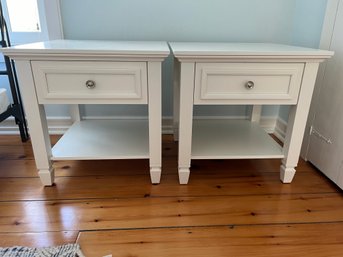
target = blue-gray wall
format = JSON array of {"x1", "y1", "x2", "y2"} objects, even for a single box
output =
[
  {"x1": 55, "y1": 0, "x2": 326, "y2": 120},
  {"x1": 278, "y1": 0, "x2": 328, "y2": 122}
]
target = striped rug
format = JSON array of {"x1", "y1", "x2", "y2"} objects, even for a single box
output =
[{"x1": 0, "y1": 244, "x2": 85, "y2": 257}]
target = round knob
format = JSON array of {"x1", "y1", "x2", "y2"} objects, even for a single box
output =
[
  {"x1": 86, "y1": 80, "x2": 96, "y2": 89},
  {"x1": 245, "y1": 81, "x2": 255, "y2": 89}
]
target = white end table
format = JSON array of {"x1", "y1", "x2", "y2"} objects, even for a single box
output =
[
  {"x1": 170, "y1": 42, "x2": 333, "y2": 184},
  {"x1": 2, "y1": 40, "x2": 169, "y2": 186}
]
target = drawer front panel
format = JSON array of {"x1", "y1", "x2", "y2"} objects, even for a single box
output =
[
  {"x1": 194, "y1": 63, "x2": 304, "y2": 104},
  {"x1": 32, "y1": 61, "x2": 148, "y2": 104}
]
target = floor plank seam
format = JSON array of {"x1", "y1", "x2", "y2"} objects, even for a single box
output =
[
  {"x1": 76, "y1": 220, "x2": 343, "y2": 233},
  {"x1": 0, "y1": 230, "x2": 80, "y2": 234},
  {"x1": 3, "y1": 221, "x2": 343, "y2": 235},
  {"x1": 0, "y1": 191, "x2": 340, "y2": 203}
]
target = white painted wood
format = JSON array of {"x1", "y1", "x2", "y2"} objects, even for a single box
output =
[
  {"x1": 281, "y1": 63, "x2": 320, "y2": 183},
  {"x1": 2, "y1": 40, "x2": 170, "y2": 60},
  {"x1": 31, "y1": 61, "x2": 148, "y2": 104},
  {"x1": 169, "y1": 42, "x2": 333, "y2": 60},
  {"x1": 69, "y1": 105, "x2": 81, "y2": 122},
  {"x1": 319, "y1": 0, "x2": 341, "y2": 49},
  {"x1": 173, "y1": 59, "x2": 180, "y2": 141},
  {"x1": 305, "y1": 1, "x2": 343, "y2": 189},
  {"x1": 21, "y1": 98, "x2": 147, "y2": 105},
  {"x1": 43, "y1": 0, "x2": 64, "y2": 40},
  {"x1": 250, "y1": 105, "x2": 262, "y2": 123},
  {"x1": 179, "y1": 168, "x2": 191, "y2": 185},
  {"x1": 194, "y1": 63, "x2": 304, "y2": 104},
  {"x1": 274, "y1": 117, "x2": 288, "y2": 143},
  {"x1": 338, "y1": 161, "x2": 343, "y2": 188},
  {"x1": 178, "y1": 62, "x2": 195, "y2": 185},
  {"x1": 38, "y1": 169, "x2": 55, "y2": 186},
  {"x1": 147, "y1": 62, "x2": 162, "y2": 184},
  {"x1": 192, "y1": 120, "x2": 283, "y2": 159},
  {"x1": 15, "y1": 61, "x2": 54, "y2": 186},
  {"x1": 301, "y1": 0, "x2": 341, "y2": 159},
  {"x1": 279, "y1": 166, "x2": 296, "y2": 183},
  {"x1": 0, "y1": 89, "x2": 10, "y2": 114},
  {"x1": 52, "y1": 120, "x2": 149, "y2": 160},
  {"x1": 170, "y1": 42, "x2": 332, "y2": 184}
]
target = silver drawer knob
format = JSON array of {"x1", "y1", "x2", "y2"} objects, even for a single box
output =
[
  {"x1": 245, "y1": 81, "x2": 255, "y2": 89},
  {"x1": 86, "y1": 80, "x2": 96, "y2": 89}
]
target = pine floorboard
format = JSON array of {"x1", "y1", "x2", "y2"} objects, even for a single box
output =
[
  {"x1": 0, "y1": 135, "x2": 342, "y2": 256},
  {"x1": 78, "y1": 223, "x2": 343, "y2": 257},
  {"x1": 0, "y1": 231, "x2": 78, "y2": 248}
]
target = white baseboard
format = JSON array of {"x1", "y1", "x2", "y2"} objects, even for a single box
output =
[
  {"x1": 0, "y1": 116, "x2": 175, "y2": 135},
  {"x1": 0, "y1": 116, "x2": 72, "y2": 135},
  {"x1": 0, "y1": 115, "x2": 287, "y2": 138},
  {"x1": 190, "y1": 115, "x2": 277, "y2": 134}
]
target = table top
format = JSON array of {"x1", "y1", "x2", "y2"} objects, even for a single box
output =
[
  {"x1": 1, "y1": 40, "x2": 170, "y2": 59},
  {"x1": 169, "y1": 42, "x2": 333, "y2": 59}
]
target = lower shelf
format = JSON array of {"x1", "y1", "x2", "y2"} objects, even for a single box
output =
[
  {"x1": 51, "y1": 120, "x2": 149, "y2": 160},
  {"x1": 192, "y1": 119, "x2": 284, "y2": 159}
]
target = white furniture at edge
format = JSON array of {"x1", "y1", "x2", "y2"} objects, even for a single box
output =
[
  {"x1": 0, "y1": 88, "x2": 9, "y2": 114},
  {"x1": 1, "y1": 40, "x2": 169, "y2": 186},
  {"x1": 170, "y1": 42, "x2": 333, "y2": 184}
]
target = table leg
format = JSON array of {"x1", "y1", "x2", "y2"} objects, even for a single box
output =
[
  {"x1": 178, "y1": 62, "x2": 195, "y2": 184},
  {"x1": 148, "y1": 62, "x2": 162, "y2": 184},
  {"x1": 250, "y1": 105, "x2": 262, "y2": 123},
  {"x1": 69, "y1": 104, "x2": 81, "y2": 122},
  {"x1": 173, "y1": 59, "x2": 180, "y2": 141},
  {"x1": 281, "y1": 63, "x2": 320, "y2": 183},
  {"x1": 15, "y1": 61, "x2": 54, "y2": 186}
]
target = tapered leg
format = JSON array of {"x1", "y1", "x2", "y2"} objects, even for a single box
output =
[
  {"x1": 281, "y1": 63, "x2": 320, "y2": 183},
  {"x1": 173, "y1": 59, "x2": 180, "y2": 141},
  {"x1": 178, "y1": 62, "x2": 195, "y2": 184},
  {"x1": 148, "y1": 62, "x2": 162, "y2": 184},
  {"x1": 16, "y1": 61, "x2": 54, "y2": 186},
  {"x1": 38, "y1": 169, "x2": 55, "y2": 185}
]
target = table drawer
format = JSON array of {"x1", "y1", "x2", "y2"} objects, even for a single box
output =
[
  {"x1": 194, "y1": 63, "x2": 304, "y2": 104},
  {"x1": 32, "y1": 61, "x2": 148, "y2": 104}
]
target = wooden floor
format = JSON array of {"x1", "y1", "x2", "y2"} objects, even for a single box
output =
[{"x1": 0, "y1": 135, "x2": 342, "y2": 257}]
